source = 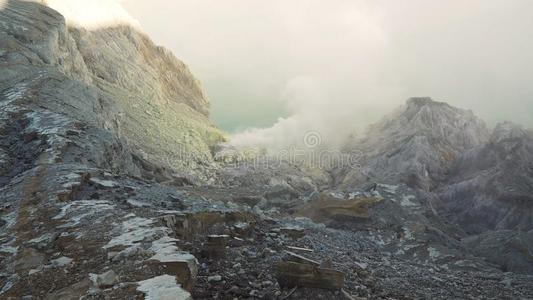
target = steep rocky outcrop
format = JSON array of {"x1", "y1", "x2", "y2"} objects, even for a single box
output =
[
  {"x1": 436, "y1": 122, "x2": 533, "y2": 234},
  {"x1": 68, "y1": 25, "x2": 225, "y2": 180},
  {"x1": 338, "y1": 97, "x2": 490, "y2": 191},
  {"x1": 0, "y1": 0, "x2": 224, "y2": 183}
]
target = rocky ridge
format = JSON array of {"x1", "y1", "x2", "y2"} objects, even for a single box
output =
[{"x1": 338, "y1": 97, "x2": 490, "y2": 191}]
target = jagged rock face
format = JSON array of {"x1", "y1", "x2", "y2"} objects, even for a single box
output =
[
  {"x1": 0, "y1": 0, "x2": 224, "y2": 183},
  {"x1": 69, "y1": 26, "x2": 210, "y2": 115},
  {"x1": 436, "y1": 122, "x2": 533, "y2": 234},
  {"x1": 69, "y1": 24, "x2": 225, "y2": 181},
  {"x1": 338, "y1": 97, "x2": 490, "y2": 191},
  {"x1": 0, "y1": 0, "x2": 92, "y2": 83},
  {"x1": 491, "y1": 121, "x2": 532, "y2": 143}
]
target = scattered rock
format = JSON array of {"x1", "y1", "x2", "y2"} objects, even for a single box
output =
[
  {"x1": 284, "y1": 251, "x2": 320, "y2": 266},
  {"x1": 146, "y1": 251, "x2": 198, "y2": 291},
  {"x1": 90, "y1": 270, "x2": 119, "y2": 289},
  {"x1": 50, "y1": 256, "x2": 73, "y2": 267},
  {"x1": 204, "y1": 235, "x2": 229, "y2": 259},
  {"x1": 278, "y1": 226, "x2": 306, "y2": 240},
  {"x1": 90, "y1": 177, "x2": 119, "y2": 188},
  {"x1": 207, "y1": 275, "x2": 222, "y2": 283},
  {"x1": 137, "y1": 275, "x2": 192, "y2": 300},
  {"x1": 232, "y1": 222, "x2": 253, "y2": 238},
  {"x1": 275, "y1": 259, "x2": 345, "y2": 290}
]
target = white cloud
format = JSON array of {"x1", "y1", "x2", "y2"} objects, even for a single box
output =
[{"x1": 44, "y1": 0, "x2": 140, "y2": 30}]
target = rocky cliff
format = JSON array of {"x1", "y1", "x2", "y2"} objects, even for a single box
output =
[
  {"x1": 431, "y1": 121, "x2": 533, "y2": 272},
  {"x1": 1, "y1": 0, "x2": 224, "y2": 184},
  {"x1": 436, "y1": 122, "x2": 533, "y2": 234}
]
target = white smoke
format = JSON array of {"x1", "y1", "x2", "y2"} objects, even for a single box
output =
[
  {"x1": 43, "y1": 0, "x2": 140, "y2": 30},
  {"x1": 226, "y1": 1, "x2": 393, "y2": 151},
  {"x1": 229, "y1": 76, "x2": 360, "y2": 150},
  {"x1": 121, "y1": 0, "x2": 533, "y2": 152}
]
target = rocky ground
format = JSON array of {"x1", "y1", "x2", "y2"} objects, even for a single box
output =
[
  {"x1": 3, "y1": 172, "x2": 533, "y2": 299},
  {"x1": 188, "y1": 185, "x2": 533, "y2": 300}
]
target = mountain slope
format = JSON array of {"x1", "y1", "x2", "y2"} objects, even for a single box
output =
[
  {"x1": 70, "y1": 24, "x2": 225, "y2": 181},
  {"x1": 338, "y1": 97, "x2": 490, "y2": 190},
  {"x1": 1, "y1": 0, "x2": 224, "y2": 183},
  {"x1": 436, "y1": 122, "x2": 533, "y2": 234}
]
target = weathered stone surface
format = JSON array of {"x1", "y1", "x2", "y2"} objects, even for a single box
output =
[
  {"x1": 50, "y1": 256, "x2": 73, "y2": 267},
  {"x1": 14, "y1": 248, "x2": 45, "y2": 272},
  {"x1": 437, "y1": 122, "x2": 533, "y2": 234},
  {"x1": 298, "y1": 193, "x2": 382, "y2": 223},
  {"x1": 284, "y1": 251, "x2": 320, "y2": 266},
  {"x1": 204, "y1": 235, "x2": 229, "y2": 259},
  {"x1": 167, "y1": 210, "x2": 255, "y2": 240},
  {"x1": 231, "y1": 222, "x2": 253, "y2": 238},
  {"x1": 207, "y1": 275, "x2": 222, "y2": 282},
  {"x1": 90, "y1": 270, "x2": 119, "y2": 289},
  {"x1": 278, "y1": 226, "x2": 306, "y2": 240},
  {"x1": 275, "y1": 261, "x2": 345, "y2": 290},
  {"x1": 137, "y1": 275, "x2": 192, "y2": 300},
  {"x1": 286, "y1": 245, "x2": 314, "y2": 253},
  {"x1": 146, "y1": 256, "x2": 198, "y2": 291}
]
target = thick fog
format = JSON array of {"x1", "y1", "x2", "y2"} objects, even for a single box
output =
[{"x1": 55, "y1": 0, "x2": 533, "y2": 148}]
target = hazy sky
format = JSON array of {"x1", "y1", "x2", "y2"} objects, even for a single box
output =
[{"x1": 118, "y1": 1, "x2": 533, "y2": 147}]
